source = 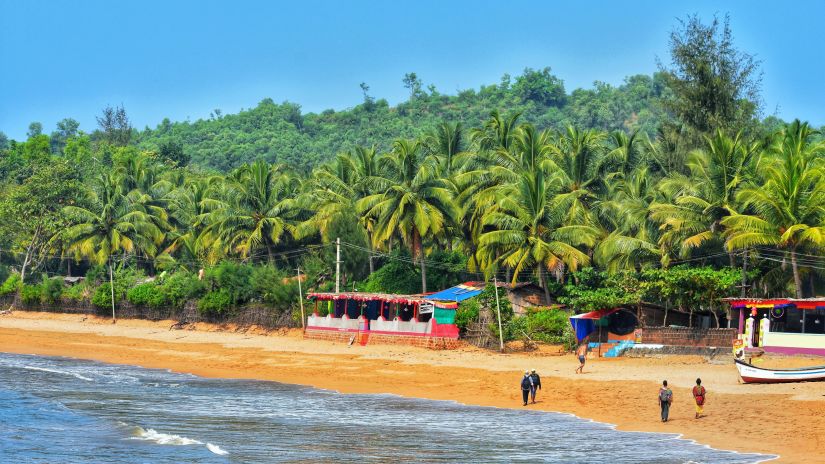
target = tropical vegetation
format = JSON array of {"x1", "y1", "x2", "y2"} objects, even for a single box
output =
[{"x1": 0, "y1": 14, "x2": 823, "y2": 335}]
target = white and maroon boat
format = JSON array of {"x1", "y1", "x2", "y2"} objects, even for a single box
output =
[{"x1": 735, "y1": 358, "x2": 825, "y2": 384}]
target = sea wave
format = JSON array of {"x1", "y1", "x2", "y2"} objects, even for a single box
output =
[
  {"x1": 129, "y1": 426, "x2": 202, "y2": 446},
  {"x1": 206, "y1": 443, "x2": 229, "y2": 455},
  {"x1": 22, "y1": 365, "x2": 93, "y2": 381},
  {"x1": 128, "y1": 426, "x2": 228, "y2": 455}
]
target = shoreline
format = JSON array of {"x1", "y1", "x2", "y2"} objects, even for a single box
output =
[{"x1": 2, "y1": 311, "x2": 824, "y2": 463}]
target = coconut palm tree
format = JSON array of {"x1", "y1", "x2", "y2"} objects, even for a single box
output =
[
  {"x1": 199, "y1": 160, "x2": 299, "y2": 262},
  {"x1": 650, "y1": 130, "x2": 759, "y2": 262},
  {"x1": 358, "y1": 139, "x2": 458, "y2": 292},
  {"x1": 721, "y1": 120, "x2": 825, "y2": 297},
  {"x1": 594, "y1": 167, "x2": 662, "y2": 271},
  {"x1": 298, "y1": 147, "x2": 387, "y2": 273},
  {"x1": 60, "y1": 173, "x2": 165, "y2": 266},
  {"x1": 159, "y1": 177, "x2": 219, "y2": 269},
  {"x1": 58, "y1": 172, "x2": 165, "y2": 319},
  {"x1": 478, "y1": 168, "x2": 598, "y2": 303},
  {"x1": 546, "y1": 126, "x2": 606, "y2": 226}
]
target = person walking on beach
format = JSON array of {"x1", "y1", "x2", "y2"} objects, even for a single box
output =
[
  {"x1": 659, "y1": 380, "x2": 673, "y2": 422},
  {"x1": 529, "y1": 369, "x2": 541, "y2": 404},
  {"x1": 520, "y1": 370, "x2": 533, "y2": 406},
  {"x1": 575, "y1": 342, "x2": 588, "y2": 374},
  {"x1": 692, "y1": 378, "x2": 706, "y2": 419}
]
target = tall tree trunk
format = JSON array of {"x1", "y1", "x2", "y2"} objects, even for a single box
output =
[
  {"x1": 20, "y1": 252, "x2": 29, "y2": 282},
  {"x1": 367, "y1": 230, "x2": 375, "y2": 275},
  {"x1": 810, "y1": 273, "x2": 816, "y2": 298},
  {"x1": 663, "y1": 302, "x2": 669, "y2": 327},
  {"x1": 740, "y1": 249, "x2": 748, "y2": 297},
  {"x1": 419, "y1": 254, "x2": 427, "y2": 294},
  {"x1": 414, "y1": 230, "x2": 426, "y2": 293},
  {"x1": 506, "y1": 267, "x2": 512, "y2": 284},
  {"x1": 791, "y1": 247, "x2": 803, "y2": 298},
  {"x1": 538, "y1": 266, "x2": 551, "y2": 306},
  {"x1": 711, "y1": 302, "x2": 720, "y2": 328},
  {"x1": 266, "y1": 240, "x2": 274, "y2": 264}
]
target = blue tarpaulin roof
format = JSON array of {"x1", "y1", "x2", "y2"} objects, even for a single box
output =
[
  {"x1": 569, "y1": 308, "x2": 620, "y2": 341},
  {"x1": 427, "y1": 282, "x2": 485, "y2": 302}
]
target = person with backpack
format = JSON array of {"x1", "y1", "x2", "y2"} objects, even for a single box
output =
[
  {"x1": 529, "y1": 369, "x2": 541, "y2": 404},
  {"x1": 520, "y1": 370, "x2": 533, "y2": 406},
  {"x1": 692, "y1": 378, "x2": 706, "y2": 419},
  {"x1": 658, "y1": 380, "x2": 673, "y2": 422}
]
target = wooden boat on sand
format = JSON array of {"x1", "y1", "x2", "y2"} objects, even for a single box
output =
[{"x1": 735, "y1": 358, "x2": 825, "y2": 384}]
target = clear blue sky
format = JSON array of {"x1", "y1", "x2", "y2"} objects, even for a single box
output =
[{"x1": 1, "y1": 0, "x2": 823, "y2": 140}]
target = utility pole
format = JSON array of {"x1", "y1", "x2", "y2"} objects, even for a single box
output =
[
  {"x1": 335, "y1": 237, "x2": 341, "y2": 294},
  {"x1": 109, "y1": 256, "x2": 116, "y2": 323},
  {"x1": 493, "y1": 275, "x2": 504, "y2": 353},
  {"x1": 296, "y1": 266, "x2": 305, "y2": 330}
]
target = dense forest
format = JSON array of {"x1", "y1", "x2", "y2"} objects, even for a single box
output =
[{"x1": 0, "y1": 15, "x2": 823, "y2": 337}]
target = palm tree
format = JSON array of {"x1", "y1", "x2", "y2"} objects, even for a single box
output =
[
  {"x1": 600, "y1": 130, "x2": 646, "y2": 178},
  {"x1": 478, "y1": 168, "x2": 598, "y2": 304},
  {"x1": 298, "y1": 147, "x2": 387, "y2": 273},
  {"x1": 547, "y1": 126, "x2": 606, "y2": 226},
  {"x1": 425, "y1": 122, "x2": 467, "y2": 178},
  {"x1": 594, "y1": 167, "x2": 662, "y2": 271},
  {"x1": 160, "y1": 177, "x2": 218, "y2": 269},
  {"x1": 200, "y1": 160, "x2": 298, "y2": 262},
  {"x1": 58, "y1": 172, "x2": 164, "y2": 319},
  {"x1": 650, "y1": 130, "x2": 758, "y2": 262},
  {"x1": 470, "y1": 110, "x2": 521, "y2": 153},
  {"x1": 358, "y1": 139, "x2": 458, "y2": 292},
  {"x1": 721, "y1": 121, "x2": 825, "y2": 297}
]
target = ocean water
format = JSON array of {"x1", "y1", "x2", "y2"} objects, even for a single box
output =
[{"x1": 0, "y1": 353, "x2": 773, "y2": 463}]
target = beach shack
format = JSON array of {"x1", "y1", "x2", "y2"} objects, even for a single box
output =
[
  {"x1": 725, "y1": 298, "x2": 825, "y2": 357},
  {"x1": 569, "y1": 308, "x2": 640, "y2": 357},
  {"x1": 304, "y1": 291, "x2": 461, "y2": 349}
]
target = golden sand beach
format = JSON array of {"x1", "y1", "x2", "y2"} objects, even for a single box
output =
[{"x1": 1, "y1": 311, "x2": 823, "y2": 463}]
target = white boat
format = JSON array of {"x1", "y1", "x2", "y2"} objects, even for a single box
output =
[{"x1": 735, "y1": 358, "x2": 825, "y2": 384}]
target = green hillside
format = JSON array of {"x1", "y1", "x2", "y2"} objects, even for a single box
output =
[{"x1": 135, "y1": 69, "x2": 673, "y2": 172}]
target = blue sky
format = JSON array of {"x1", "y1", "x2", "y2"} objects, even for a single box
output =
[{"x1": 1, "y1": 0, "x2": 823, "y2": 140}]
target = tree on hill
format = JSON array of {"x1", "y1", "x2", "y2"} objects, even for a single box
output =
[{"x1": 660, "y1": 14, "x2": 762, "y2": 137}]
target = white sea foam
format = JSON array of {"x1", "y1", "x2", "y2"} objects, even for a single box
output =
[
  {"x1": 130, "y1": 427, "x2": 202, "y2": 446},
  {"x1": 206, "y1": 443, "x2": 229, "y2": 455},
  {"x1": 22, "y1": 365, "x2": 93, "y2": 381},
  {"x1": 128, "y1": 426, "x2": 228, "y2": 455}
]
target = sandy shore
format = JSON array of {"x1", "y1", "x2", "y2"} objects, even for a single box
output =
[{"x1": 1, "y1": 311, "x2": 823, "y2": 462}]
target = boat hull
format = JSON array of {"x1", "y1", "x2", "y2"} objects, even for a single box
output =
[{"x1": 735, "y1": 359, "x2": 825, "y2": 384}]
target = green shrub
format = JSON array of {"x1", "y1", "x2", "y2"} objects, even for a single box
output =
[
  {"x1": 127, "y1": 283, "x2": 166, "y2": 308},
  {"x1": 251, "y1": 265, "x2": 299, "y2": 309},
  {"x1": 455, "y1": 299, "x2": 480, "y2": 332},
  {"x1": 250, "y1": 265, "x2": 283, "y2": 303},
  {"x1": 503, "y1": 308, "x2": 578, "y2": 350},
  {"x1": 85, "y1": 264, "x2": 106, "y2": 285},
  {"x1": 0, "y1": 274, "x2": 21, "y2": 296},
  {"x1": 91, "y1": 267, "x2": 144, "y2": 309},
  {"x1": 92, "y1": 282, "x2": 119, "y2": 308},
  {"x1": 197, "y1": 289, "x2": 232, "y2": 317},
  {"x1": 20, "y1": 284, "x2": 43, "y2": 305},
  {"x1": 61, "y1": 284, "x2": 87, "y2": 301},
  {"x1": 361, "y1": 250, "x2": 420, "y2": 294},
  {"x1": 204, "y1": 262, "x2": 253, "y2": 305},
  {"x1": 41, "y1": 277, "x2": 64, "y2": 304},
  {"x1": 158, "y1": 272, "x2": 204, "y2": 308}
]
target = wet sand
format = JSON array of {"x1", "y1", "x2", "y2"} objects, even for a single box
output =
[{"x1": 1, "y1": 311, "x2": 823, "y2": 463}]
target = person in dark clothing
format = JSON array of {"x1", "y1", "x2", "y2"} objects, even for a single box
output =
[
  {"x1": 520, "y1": 370, "x2": 533, "y2": 406},
  {"x1": 658, "y1": 380, "x2": 673, "y2": 422},
  {"x1": 529, "y1": 369, "x2": 541, "y2": 404}
]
